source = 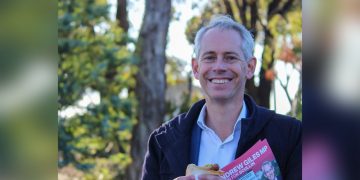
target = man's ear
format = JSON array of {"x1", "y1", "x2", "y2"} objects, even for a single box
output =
[
  {"x1": 192, "y1": 58, "x2": 200, "y2": 80},
  {"x1": 246, "y1": 57, "x2": 257, "y2": 79}
]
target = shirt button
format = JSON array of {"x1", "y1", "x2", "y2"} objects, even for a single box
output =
[{"x1": 220, "y1": 145, "x2": 224, "y2": 149}]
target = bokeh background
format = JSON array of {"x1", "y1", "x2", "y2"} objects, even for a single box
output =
[
  {"x1": 21, "y1": 0, "x2": 360, "y2": 179},
  {"x1": 303, "y1": 0, "x2": 360, "y2": 179},
  {"x1": 57, "y1": 0, "x2": 301, "y2": 179},
  {"x1": 0, "y1": 0, "x2": 56, "y2": 179},
  {"x1": 2, "y1": 0, "x2": 360, "y2": 179},
  {"x1": 2, "y1": 0, "x2": 359, "y2": 179}
]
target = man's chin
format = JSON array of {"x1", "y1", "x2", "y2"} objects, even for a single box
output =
[{"x1": 207, "y1": 95, "x2": 231, "y2": 102}]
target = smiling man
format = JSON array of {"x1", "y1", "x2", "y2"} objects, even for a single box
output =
[{"x1": 141, "y1": 15, "x2": 301, "y2": 180}]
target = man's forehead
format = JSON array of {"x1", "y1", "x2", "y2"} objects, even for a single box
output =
[
  {"x1": 201, "y1": 51, "x2": 241, "y2": 55},
  {"x1": 199, "y1": 28, "x2": 243, "y2": 56},
  {"x1": 201, "y1": 28, "x2": 242, "y2": 41}
]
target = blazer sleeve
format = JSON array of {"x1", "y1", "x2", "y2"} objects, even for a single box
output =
[
  {"x1": 141, "y1": 132, "x2": 161, "y2": 180},
  {"x1": 284, "y1": 120, "x2": 302, "y2": 180}
]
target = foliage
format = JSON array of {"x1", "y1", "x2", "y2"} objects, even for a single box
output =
[{"x1": 58, "y1": 0, "x2": 137, "y2": 179}]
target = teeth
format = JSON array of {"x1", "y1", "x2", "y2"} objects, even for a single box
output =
[{"x1": 212, "y1": 79, "x2": 229, "y2": 84}]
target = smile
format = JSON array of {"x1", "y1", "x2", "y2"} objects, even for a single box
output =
[{"x1": 209, "y1": 78, "x2": 232, "y2": 84}]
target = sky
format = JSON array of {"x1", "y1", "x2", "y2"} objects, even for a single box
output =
[{"x1": 111, "y1": 0, "x2": 203, "y2": 71}]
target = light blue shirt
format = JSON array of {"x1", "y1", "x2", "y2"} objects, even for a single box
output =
[{"x1": 197, "y1": 101, "x2": 247, "y2": 168}]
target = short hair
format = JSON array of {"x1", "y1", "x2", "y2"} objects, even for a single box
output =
[
  {"x1": 262, "y1": 161, "x2": 273, "y2": 169},
  {"x1": 194, "y1": 15, "x2": 255, "y2": 61}
]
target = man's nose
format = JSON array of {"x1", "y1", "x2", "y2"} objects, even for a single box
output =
[{"x1": 213, "y1": 57, "x2": 227, "y2": 72}]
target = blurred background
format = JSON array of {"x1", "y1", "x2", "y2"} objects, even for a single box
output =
[
  {"x1": 0, "y1": 0, "x2": 302, "y2": 179},
  {"x1": 303, "y1": 0, "x2": 360, "y2": 179},
  {"x1": 57, "y1": 0, "x2": 301, "y2": 179},
  {"x1": 2, "y1": 0, "x2": 360, "y2": 179},
  {"x1": 0, "y1": 0, "x2": 56, "y2": 179}
]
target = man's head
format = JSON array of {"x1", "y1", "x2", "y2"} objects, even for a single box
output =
[
  {"x1": 262, "y1": 161, "x2": 276, "y2": 180},
  {"x1": 192, "y1": 15, "x2": 256, "y2": 102},
  {"x1": 194, "y1": 15, "x2": 255, "y2": 61}
]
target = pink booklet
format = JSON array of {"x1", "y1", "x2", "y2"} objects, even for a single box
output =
[{"x1": 220, "y1": 139, "x2": 282, "y2": 180}]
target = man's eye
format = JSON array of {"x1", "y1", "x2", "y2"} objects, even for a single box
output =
[
  {"x1": 226, "y1": 56, "x2": 238, "y2": 61},
  {"x1": 203, "y1": 56, "x2": 216, "y2": 61}
]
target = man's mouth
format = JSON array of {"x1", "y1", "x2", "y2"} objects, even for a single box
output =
[{"x1": 209, "y1": 78, "x2": 232, "y2": 84}]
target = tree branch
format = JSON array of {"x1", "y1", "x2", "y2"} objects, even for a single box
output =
[
  {"x1": 235, "y1": 0, "x2": 248, "y2": 27},
  {"x1": 277, "y1": 74, "x2": 293, "y2": 105},
  {"x1": 268, "y1": 0, "x2": 281, "y2": 20},
  {"x1": 279, "y1": 0, "x2": 295, "y2": 19},
  {"x1": 249, "y1": 0, "x2": 259, "y2": 37},
  {"x1": 222, "y1": 0, "x2": 234, "y2": 18},
  {"x1": 116, "y1": 0, "x2": 129, "y2": 33}
]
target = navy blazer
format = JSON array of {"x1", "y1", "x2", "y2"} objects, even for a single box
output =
[{"x1": 141, "y1": 95, "x2": 301, "y2": 180}]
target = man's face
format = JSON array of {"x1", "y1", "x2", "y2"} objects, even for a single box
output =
[
  {"x1": 192, "y1": 28, "x2": 256, "y2": 102},
  {"x1": 263, "y1": 164, "x2": 275, "y2": 180}
]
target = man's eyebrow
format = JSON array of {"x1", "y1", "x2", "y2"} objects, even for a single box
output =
[
  {"x1": 224, "y1": 52, "x2": 241, "y2": 56},
  {"x1": 200, "y1": 51, "x2": 242, "y2": 58},
  {"x1": 201, "y1": 51, "x2": 216, "y2": 57}
]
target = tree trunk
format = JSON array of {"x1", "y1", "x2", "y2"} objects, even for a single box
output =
[
  {"x1": 222, "y1": 0, "x2": 234, "y2": 18},
  {"x1": 258, "y1": 67, "x2": 273, "y2": 108},
  {"x1": 116, "y1": 0, "x2": 129, "y2": 33},
  {"x1": 257, "y1": 29, "x2": 274, "y2": 108},
  {"x1": 245, "y1": 76, "x2": 258, "y2": 102},
  {"x1": 127, "y1": 0, "x2": 172, "y2": 180}
]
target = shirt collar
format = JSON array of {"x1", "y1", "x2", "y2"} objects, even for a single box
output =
[{"x1": 197, "y1": 100, "x2": 248, "y2": 132}]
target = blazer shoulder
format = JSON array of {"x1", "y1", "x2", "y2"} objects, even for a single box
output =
[
  {"x1": 274, "y1": 113, "x2": 301, "y2": 129},
  {"x1": 257, "y1": 104, "x2": 300, "y2": 125},
  {"x1": 150, "y1": 112, "x2": 187, "y2": 137},
  {"x1": 269, "y1": 113, "x2": 302, "y2": 142},
  {"x1": 257, "y1": 105, "x2": 302, "y2": 135}
]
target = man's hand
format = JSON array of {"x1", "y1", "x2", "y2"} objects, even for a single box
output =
[
  {"x1": 174, "y1": 174, "x2": 225, "y2": 180},
  {"x1": 175, "y1": 163, "x2": 225, "y2": 180}
]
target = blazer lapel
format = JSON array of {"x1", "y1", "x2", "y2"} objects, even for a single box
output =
[{"x1": 236, "y1": 95, "x2": 274, "y2": 157}]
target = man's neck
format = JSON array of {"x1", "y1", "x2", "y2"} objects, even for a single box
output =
[{"x1": 204, "y1": 97, "x2": 244, "y2": 141}]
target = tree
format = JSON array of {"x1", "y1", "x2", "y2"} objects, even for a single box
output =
[
  {"x1": 185, "y1": 0, "x2": 302, "y2": 109},
  {"x1": 126, "y1": 0, "x2": 172, "y2": 179},
  {"x1": 58, "y1": 0, "x2": 137, "y2": 178}
]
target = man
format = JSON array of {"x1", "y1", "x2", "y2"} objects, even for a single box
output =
[
  {"x1": 141, "y1": 15, "x2": 301, "y2": 180},
  {"x1": 262, "y1": 161, "x2": 282, "y2": 180}
]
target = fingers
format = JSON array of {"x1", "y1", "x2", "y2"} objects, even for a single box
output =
[
  {"x1": 173, "y1": 175, "x2": 195, "y2": 180},
  {"x1": 208, "y1": 164, "x2": 220, "y2": 171},
  {"x1": 174, "y1": 174, "x2": 223, "y2": 180},
  {"x1": 198, "y1": 174, "x2": 225, "y2": 180}
]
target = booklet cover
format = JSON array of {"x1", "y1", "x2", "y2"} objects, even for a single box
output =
[{"x1": 220, "y1": 139, "x2": 282, "y2": 180}]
